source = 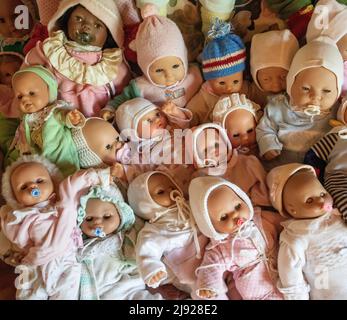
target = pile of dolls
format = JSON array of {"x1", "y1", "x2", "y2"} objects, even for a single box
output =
[{"x1": 1, "y1": 0, "x2": 347, "y2": 300}]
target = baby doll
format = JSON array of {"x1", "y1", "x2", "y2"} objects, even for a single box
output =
[
  {"x1": 188, "y1": 123, "x2": 271, "y2": 207},
  {"x1": 266, "y1": 0, "x2": 315, "y2": 41},
  {"x1": 128, "y1": 171, "x2": 207, "y2": 296},
  {"x1": 250, "y1": 29, "x2": 299, "y2": 108},
  {"x1": 306, "y1": 0, "x2": 347, "y2": 96},
  {"x1": 101, "y1": 5, "x2": 202, "y2": 120},
  {"x1": 189, "y1": 176, "x2": 283, "y2": 300},
  {"x1": 187, "y1": 19, "x2": 247, "y2": 126},
  {"x1": 0, "y1": 0, "x2": 38, "y2": 54},
  {"x1": 0, "y1": 155, "x2": 83, "y2": 299},
  {"x1": 267, "y1": 163, "x2": 347, "y2": 299},
  {"x1": 10, "y1": 66, "x2": 85, "y2": 177},
  {"x1": 256, "y1": 36, "x2": 343, "y2": 168},
  {"x1": 71, "y1": 167, "x2": 161, "y2": 300},
  {"x1": 212, "y1": 93, "x2": 262, "y2": 156},
  {"x1": 23, "y1": 0, "x2": 131, "y2": 117}
]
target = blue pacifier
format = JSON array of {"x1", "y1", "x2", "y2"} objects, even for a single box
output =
[
  {"x1": 94, "y1": 227, "x2": 106, "y2": 238},
  {"x1": 31, "y1": 188, "x2": 41, "y2": 198}
]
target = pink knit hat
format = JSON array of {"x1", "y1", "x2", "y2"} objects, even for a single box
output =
[
  {"x1": 48, "y1": 0, "x2": 124, "y2": 47},
  {"x1": 266, "y1": 163, "x2": 316, "y2": 217},
  {"x1": 36, "y1": 0, "x2": 61, "y2": 26},
  {"x1": 133, "y1": 4, "x2": 188, "y2": 86}
]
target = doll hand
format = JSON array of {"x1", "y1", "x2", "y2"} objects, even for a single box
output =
[
  {"x1": 162, "y1": 101, "x2": 186, "y2": 119},
  {"x1": 147, "y1": 270, "x2": 167, "y2": 287},
  {"x1": 68, "y1": 110, "x2": 83, "y2": 126},
  {"x1": 100, "y1": 109, "x2": 115, "y2": 121},
  {"x1": 198, "y1": 289, "x2": 217, "y2": 299},
  {"x1": 263, "y1": 149, "x2": 281, "y2": 161},
  {"x1": 110, "y1": 163, "x2": 126, "y2": 181}
]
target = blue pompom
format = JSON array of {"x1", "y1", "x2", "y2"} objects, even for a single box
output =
[{"x1": 207, "y1": 19, "x2": 232, "y2": 40}]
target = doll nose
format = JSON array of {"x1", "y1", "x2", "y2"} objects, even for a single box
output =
[
  {"x1": 93, "y1": 218, "x2": 103, "y2": 225},
  {"x1": 81, "y1": 22, "x2": 92, "y2": 33}
]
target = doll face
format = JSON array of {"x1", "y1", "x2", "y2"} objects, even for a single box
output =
[
  {"x1": 337, "y1": 34, "x2": 347, "y2": 61},
  {"x1": 283, "y1": 169, "x2": 333, "y2": 219},
  {"x1": 290, "y1": 67, "x2": 338, "y2": 112},
  {"x1": 82, "y1": 119, "x2": 124, "y2": 166},
  {"x1": 225, "y1": 109, "x2": 256, "y2": 149},
  {"x1": 10, "y1": 162, "x2": 54, "y2": 207},
  {"x1": 148, "y1": 56, "x2": 185, "y2": 87},
  {"x1": 137, "y1": 109, "x2": 168, "y2": 139},
  {"x1": 81, "y1": 198, "x2": 120, "y2": 237},
  {"x1": 208, "y1": 72, "x2": 243, "y2": 96},
  {"x1": 13, "y1": 72, "x2": 50, "y2": 114},
  {"x1": 148, "y1": 173, "x2": 177, "y2": 207},
  {"x1": 208, "y1": 186, "x2": 250, "y2": 234},
  {"x1": 0, "y1": 0, "x2": 33, "y2": 38},
  {"x1": 196, "y1": 129, "x2": 229, "y2": 167},
  {"x1": 0, "y1": 58, "x2": 22, "y2": 86},
  {"x1": 257, "y1": 67, "x2": 287, "y2": 93},
  {"x1": 67, "y1": 5, "x2": 108, "y2": 48}
]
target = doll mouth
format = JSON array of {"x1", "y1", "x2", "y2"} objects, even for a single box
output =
[{"x1": 75, "y1": 32, "x2": 95, "y2": 45}]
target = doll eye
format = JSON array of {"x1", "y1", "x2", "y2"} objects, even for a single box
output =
[
  {"x1": 17, "y1": 94, "x2": 23, "y2": 100},
  {"x1": 220, "y1": 213, "x2": 228, "y2": 221},
  {"x1": 157, "y1": 189, "x2": 164, "y2": 195},
  {"x1": 94, "y1": 23, "x2": 102, "y2": 29},
  {"x1": 320, "y1": 192, "x2": 326, "y2": 197},
  {"x1": 29, "y1": 91, "x2": 35, "y2": 96},
  {"x1": 247, "y1": 128, "x2": 254, "y2": 133},
  {"x1": 322, "y1": 89, "x2": 331, "y2": 94},
  {"x1": 104, "y1": 214, "x2": 111, "y2": 219},
  {"x1": 155, "y1": 112, "x2": 161, "y2": 118},
  {"x1": 36, "y1": 178, "x2": 43, "y2": 183},
  {"x1": 233, "y1": 133, "x2": 240, "y2": 138},
  {"x1": 20, "y1": 184, "x2": 27, "y2": 190},
  {"x1": 233, "y1": 80, "x2": 239, "y2": 85},
  {"x1": 235, "y1": 203, "x2": 241, "y2": 210},
  {"x1": 302, "y1": 86, "x2": 310, "y2": 92},
  {"x1": 306, "y1": 197, "x2": 313, "y2": 204},
  {"x1": 172, "y1": 64, "x2": 180, "y2": 69},
  {"x1": 155, "y1": 69, "x2": 164, "y2": 73},
  {"x1": 75, "y1": 16, "x2": 83, "y2": 23},
  {"x1": 106, "y1": 144, "x2": 112, "y2": 150},
  {"x1": 219, "y1": 81, "x2": 225, "y2": 86},
  {"x1": 146, "y1": 119, "x2": 153, "y2": 124},
  {"x1": 85, "y1": 217, "x2": 93, "y2": 222}
]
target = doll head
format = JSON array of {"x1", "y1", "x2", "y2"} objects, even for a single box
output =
[
  {"x1": 202, "y1": 20, "x2": 246, "y2": 96},
  {"x1": 0, "y1": 53, "x2": 23, "y2": 86},
  {"x1": 307, "y1": 0, "x2": 347, "y2": 61},
  {"x1": 267, "y1": 163, "x2": 333, "y2": 219},
  {"x1": 128, "y1": 171, "x2": 183, "y2": 222},
  {"x1": 0, "y1": 0, "x2": 37, "y2": 39},
  {"x1": 251, "y1": 30, "x2": 299, "y2": 93},
  {"x1": 77, "y1": 184, "x2": 135, "y2": 238},
  {"x1": 189, "y1": 176, "x2": 253, "y2": 240},
  {"x1": 133, "y1": 7, "x2": 188, "y2": 87},
  {"x1": 49, "y1": 0, "x2": 124, "y2": 49},
  {"x1": 12, "y1": 65, "x2": 58, "y2": 114},
  {"x1": 213, "y1": 94, "x2": 261, "y2": 151},
  {"x1": 72, "y1": 118, "x2": 125, "y2": 168},
  {"x1": 188, "y1": 123, "x2": 231, "y2": 170},
  {"x1": 287, "y1": 37, "x2": 343, "y2": 116},
  {"x1": 2, "y1": 155, "x2": 63, "y2": 209},
  {"x1": 116, "y1": 98, "x2": 168, "y2": 141}
]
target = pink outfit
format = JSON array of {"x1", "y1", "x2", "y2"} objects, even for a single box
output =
[
  {"x1": 23, "y1": 39, "x2": 131, "y2": 117},
  {"x1": 196, "y1": 209, "x2": 282, "y2": 300}
]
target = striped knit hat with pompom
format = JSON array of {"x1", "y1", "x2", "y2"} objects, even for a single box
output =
[{"x1": 201, "y1": 19, "x2": 246, "y2": 81}]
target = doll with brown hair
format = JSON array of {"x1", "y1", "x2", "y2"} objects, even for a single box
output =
[
  {"x1": 256, "y1": 36, "x2": 343, "y2": 168},
  {"x1": 128, "y1": 171, "x2": 207, "y2": 297},
  {"x1": 101, "y1": 4, "x2": 202, "y2": 120},
  {"x1": 267, "y1": 163, "x2": 347, "y2": 299},
  {"x1": 189, "y1": 176, "x2": 283, "y2": 300},
  {"x1": 9, "y1": 65, "x2": 85, "y2": 177},
  {"x1": 22, "y1": 0, "x2": 131, "y2": 118}
]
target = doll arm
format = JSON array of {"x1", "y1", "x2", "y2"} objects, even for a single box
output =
[
  {"x1": 136, "y1": 0, "x2": 169, "y2": 16},
  {"x1": 135, "y1": 224, "x2": 169, "y2": 288},
  {"x1": 196, "y1": 246, "x2": 229, "y2": 299},
  {"x1": 256, "y1": 106, "x2": 283, "y2": 157},
  {"x1": 277, "y1": 238, "x2": 310, "y2": 300},
  {"x1": 55, "y1": 107, "x2": 86, "y2": 128},
  {"x1": 186, "y1": 89, "x2": 210, "y2": 127},
  {"x1": 162, "y1": 102, "x2": 193, "y2": 129}
]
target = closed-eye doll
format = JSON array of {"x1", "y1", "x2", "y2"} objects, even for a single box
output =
[
  {"x1": 187, "y1": 19, "x2": 247, "y2": 127},
  {"x1": 71, "y1": 166, "x2": 161, "y2": 300},
  {"x1": 212, "y1": 93, "x2": 262, "y2": 156},
  {"x1": 128, "y1": 171, "x2": 208, "y2": 296},
  {"x1": 23, "y1": 0, "x2": 131, "y2": 117},
  {"x1": 267, "y1": 163, "x2": 347, "y2": 300},
  {"x1": 9, "y1": 65, "x2": 85, "y2": 177},
  {"x1": 250, "y1": 29, "x2": 299, "y2": 108},
  {"x1": 188, "y1": 123, "x2": 271, "y2": 207},
  {"x1": 256, "y1": 36, "x2": 343, "y2": 168},
  {"x1": 0, "y1": 155, "x2": 83, "y2": 299},
  {"x1": 307, "y1": 0, "x2": 347, "y2": 96},
  {"x1": 189, "y1": 176, "x2": 283, "y2": 300},
  {"x1": 101, "y1": 4, "x2": 202, "y2": 120}
]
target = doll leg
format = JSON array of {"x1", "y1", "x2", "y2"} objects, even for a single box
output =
[
  {"x1": 200, "y1": 0, "x2": 236, "y2": 35},
  {"x1": 325, "y1": 173, "x2": 347, "y2": 223}
]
